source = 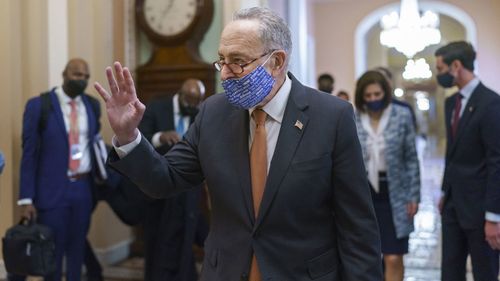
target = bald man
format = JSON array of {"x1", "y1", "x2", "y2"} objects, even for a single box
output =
[
  {"x1": 17, "y1": 58, "x2": 101, "y2": 281},
  {"x1": 137, "y1": 79, "x2": 209, "y2": 281}
]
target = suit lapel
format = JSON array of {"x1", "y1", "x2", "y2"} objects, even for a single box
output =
[
  {"x1": 81, "y1": 94, "x2": 96, "y2": 139},
  {"x1": 448, "y1": 85, "x2": 481, "y2": 157},
  {"x1": 229, "y1": 108, "x2": 255, "y2": 224},
  {"x1": 254, "y1": 74, "x2": 309, "y2": 230},
  {"x1": 49, "y1": 90, "x2": 68, "y2": 141}
]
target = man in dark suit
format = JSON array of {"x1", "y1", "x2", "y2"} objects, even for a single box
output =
[
  {"x1": 137, "y1": 79, "x2": 208, "y2": 281},
  {"x1": 95, "y1": 7, "x2": 382, "y2": 281},
  {"x1": 435, "y1": 41, "x2": 500, "y2": 281},
  {"x1": 17, "y1": 58, "x2": 101, "y2": 281}
]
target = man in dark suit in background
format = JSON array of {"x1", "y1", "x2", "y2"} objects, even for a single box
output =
[
  {"x1": 95, "y1": 7, "x2": 382, "y2": 281},
  {"x1": 16, "y1": 58, "x2": 101, "y2": 281},
  {"x1": 137, "y1": 79, "x2": 208, "y2": 281},
  {"x1": 436, "y1": 41, "x2": 500, "y2": 281}
]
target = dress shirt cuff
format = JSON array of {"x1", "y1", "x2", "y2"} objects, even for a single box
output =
[
  {"x1": 152, "y1": 132, "x2": 162, "y2": 148},
  {"x1": 17, "y1": 198, "x2": 33, "y2": 205},
  {"x1": 485, "y1": 212, "x2": 500, "y2": 223},
  {"x1": 112, "y1": 133, "x2": 142, "y2": 159}
]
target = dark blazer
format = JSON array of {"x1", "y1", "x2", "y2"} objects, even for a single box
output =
[
  {"x1": 442, "y1": 82, "x2": 500, "y2": 229},
  {"x1": 139, "y1": 96, "x2": 195, "y2": 156},
  {"x1": 110, "y1": 73, "x2": 382, "y2": 281},
  {"x1": 20, "y1": 89, "x2": 100, "y2": 210}
]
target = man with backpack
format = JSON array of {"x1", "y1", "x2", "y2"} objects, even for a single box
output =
[{"x1": 15, "y1": 58, "x2": 101, "y2": 281}]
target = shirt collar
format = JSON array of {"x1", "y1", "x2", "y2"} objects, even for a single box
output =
[
  {"x1": 459, "y1": 77, "x2": 480, "y2": 100},
  {"x1": 249, "y1": 74, "x2": 292, "y2": 124},
  {"x1": 55, "y1": 86, "x2": 82, "y2": 105},
  {"x1": 173, "y1": 93, "x2": 180, "y2": 116}
]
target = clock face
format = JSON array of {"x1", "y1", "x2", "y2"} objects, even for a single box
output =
[{"x1": 144, "y1": 0, "x2": 198, "y2": 37}]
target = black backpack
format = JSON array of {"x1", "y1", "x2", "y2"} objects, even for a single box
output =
[{"x1": 2, "y1": 218, "x2": 56, "y2": 276}]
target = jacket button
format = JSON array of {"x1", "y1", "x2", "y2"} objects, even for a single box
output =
[{"x1": 241, "y1": 273, "x2": 248, "y2": 281}]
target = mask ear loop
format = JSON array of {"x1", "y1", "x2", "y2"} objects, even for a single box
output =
[{"x1": 261, "y1": 50, "x2": 277, "y2": 68}]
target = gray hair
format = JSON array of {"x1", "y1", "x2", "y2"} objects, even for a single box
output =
[{"x1": 233, "y1": 7, "x2": 292, "y2": 59}]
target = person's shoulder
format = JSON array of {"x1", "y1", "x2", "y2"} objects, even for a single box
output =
[
  {"x1": 478, "y1": 83, "x2": 500, "y2": 101},
  {"x1": 83, "y1": 93, "x2": 100, "y2": 104},
  {"x1": 203, "y1": 92, "x2": 231, "y2": 108},
  {"x1": 391, "y1": 102, "x2": 412, "y2": 119}
]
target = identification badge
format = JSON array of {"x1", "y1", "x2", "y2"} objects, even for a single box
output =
[{"x1": 70, "y1": 144, "x2": 83, "y2": 160}]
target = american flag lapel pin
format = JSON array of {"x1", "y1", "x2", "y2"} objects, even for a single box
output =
[{"x1": 294, "y1": 120, "x2": 303, "y2": 130}]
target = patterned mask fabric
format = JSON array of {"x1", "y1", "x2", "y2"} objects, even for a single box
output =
[{"x1": 222, "y1": 54, "x2": 276, "y2": 109}]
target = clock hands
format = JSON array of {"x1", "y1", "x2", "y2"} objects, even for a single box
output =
[{"x1": 161, "y1": 0, "x2": 174, "y2": 18}]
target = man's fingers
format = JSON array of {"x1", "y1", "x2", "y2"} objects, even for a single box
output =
[
  {"x1": 114, "y1": 61, "x2": 126, "y2": 91},
  {"x1": 123, "y1": 67, "x2": 136, "y2": 93},
  {"x1": 94, "y1": 82, "x2": 111, "y2": 102},
  {"x1": 106, "y1": 66, "x2": 119, "y2": 95}
]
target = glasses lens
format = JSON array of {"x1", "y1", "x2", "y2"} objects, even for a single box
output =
[{"x1": 213, "y1": 62, "x2": 222, "y2": 72}]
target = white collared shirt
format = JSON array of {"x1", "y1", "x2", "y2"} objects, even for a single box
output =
[
  {"x1": 55, "y1": 87, "x2": 91, "y2": 175},
  {"x1": 248, "y1": 74, "x2": 292, "y2": 172},
  {"x1": 452, "y1": 77, "x2": 479, "y2": 122}
]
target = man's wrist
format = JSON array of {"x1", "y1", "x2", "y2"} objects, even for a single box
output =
[
  {"x1": 485, "y1": 212, "x2": 500, "y2": 223},
  {"x1": 17, "y1": 198, "x2": 33, "y2": 206},
  {"x1": 116, "y1": 129, "x2": 139, "y2": 147}
]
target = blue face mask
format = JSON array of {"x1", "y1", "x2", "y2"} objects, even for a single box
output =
[
  {"x1": 222, "y1": 57, "x2": 275, "y2": 109},
  {"x1": 366, "y1": 100, "x2": 385, "y2": 112}
]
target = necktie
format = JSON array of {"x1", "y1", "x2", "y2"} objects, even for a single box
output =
[
  {"x1": 177, "y1": 115, "x2": 185, "y2": 137},
  {"x1": 451, "y1": 93, "x2": 463, "y2": 140},
  {"x1": 249, "y1": 109, "x2": 267, "y2": 281},
  {"x1": 68, "y1": 100, "x2": 80, "y2": 172}
]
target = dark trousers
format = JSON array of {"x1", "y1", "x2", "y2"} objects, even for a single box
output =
[
  {"x1": 84, "y1": 239, "x2": 103, "y2": 281},
  {"x1": 441, "y1": 199, "x2": 499, "y2": 281}
]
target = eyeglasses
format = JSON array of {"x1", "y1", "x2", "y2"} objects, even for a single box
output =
[{"x1": 213, "y1": 50, "x2": 276, "y2": 74}]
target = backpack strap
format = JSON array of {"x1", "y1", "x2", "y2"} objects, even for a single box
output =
[
  {"x1": 37, "y1": 91, "x2": 100, "y2": 134},
  {"x1": 38, "y1": 91, "x2": 52, "y2": 134}
]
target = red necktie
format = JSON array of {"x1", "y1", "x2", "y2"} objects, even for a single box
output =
[
  {"x1": 249, "y1": 109, "x2": 267, "y2": 281},
  {"x1": 451, "y1": 93, "x2": 463, "y2": 140},
  {"x1": 68, "y1": 100, "x2": 80, "y2": 172}
]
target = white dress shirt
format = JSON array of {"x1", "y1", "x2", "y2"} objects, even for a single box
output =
[
  {"x1": 452, "y1": 77, "x2": 479, "y2": 122},
  {"x1": 249, "y1": 75, "x2": 291, "y2": 172}
]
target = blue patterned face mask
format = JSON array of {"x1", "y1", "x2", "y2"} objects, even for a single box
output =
[{"x1": 222, "y1": 55, "x2": 276, "y2": 109}]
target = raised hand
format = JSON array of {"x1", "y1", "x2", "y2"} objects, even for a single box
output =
[{"x1": 94, "y1": 62, "x2": 146, "y2": 146}]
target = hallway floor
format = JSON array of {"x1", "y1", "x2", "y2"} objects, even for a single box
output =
[{"x1": 403, "y1": 138, "x2": 474, "y2": 281}]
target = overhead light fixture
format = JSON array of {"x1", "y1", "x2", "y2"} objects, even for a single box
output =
[
  {"x1": 380, "y1": 0, "x2": 441, "y2": 58},
  {"x1": 403, "y1": 58, "x2": 432, "y2": 80}
]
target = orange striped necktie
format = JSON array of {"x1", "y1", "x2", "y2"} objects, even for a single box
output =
[{"x1": 249, "y1": 108, "x2": 268, "y2": 281}]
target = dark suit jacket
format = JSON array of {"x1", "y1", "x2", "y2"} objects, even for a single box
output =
[
  {"x1": 20, "y1": 89, "x2": 100, "y2": 210},
  {"x1": 442, "y1": 82, "x2": 500, "y2": 229},
  {"x1": 110, "y1": 73, "x2": 382, "y2": 281}
]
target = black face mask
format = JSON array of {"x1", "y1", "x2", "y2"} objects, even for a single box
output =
[
  {"x1": 179, "y1": 103, "x2": 199, "y2": 117},
  {"x1": 436, "y1": 72, "x2": 455, "y2": 88},
  {"x1": 65, "y1": 79, "x2": 88, "y2": 96}
]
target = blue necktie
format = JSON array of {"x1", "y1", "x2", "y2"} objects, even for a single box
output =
[{"x1": 176, "y1": 116, "x2": 185, "y2": 137}]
